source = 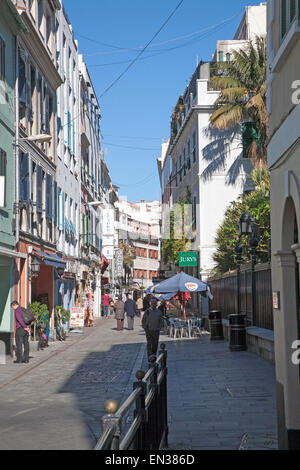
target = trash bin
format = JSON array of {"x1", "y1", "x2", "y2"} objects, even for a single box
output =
[
  {"x1": 208, "y1": 310, "x2": 224, "y2": 340},
  {"x1": 229, "y1": 314, "x2": 247, "y2": 351}
]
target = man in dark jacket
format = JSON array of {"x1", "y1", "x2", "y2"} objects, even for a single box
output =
[
  {"x1": 11, "y1": 301, "x2": 31, "y2": 364},
  {"x1": 124, "y1": 294, "x2": 137, "y2": 330},
  {"x1": 142, "y1": 299, "x2": 163, "y2": 359}
]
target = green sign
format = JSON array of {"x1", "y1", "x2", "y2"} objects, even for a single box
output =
[{"x1": 178, "y1": 251, "x2": 198, "y2": 267}]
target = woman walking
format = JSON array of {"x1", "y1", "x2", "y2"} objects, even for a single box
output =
[{"x1": 115, "y1": 295, "x2": 125, "y2": 331}]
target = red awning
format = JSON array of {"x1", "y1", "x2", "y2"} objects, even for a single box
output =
[{"x1": 100, "y1": 254, "x2": 110, "y2": 274}]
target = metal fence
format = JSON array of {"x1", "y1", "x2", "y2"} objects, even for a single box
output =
[
  {"x1": 94, "y1": 344, "x2": 168, "y2": 451},
  {"x1": 208, "y1": 263, "x2": 274, "y2": 331}
]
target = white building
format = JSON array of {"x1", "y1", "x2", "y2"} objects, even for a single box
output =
[
  {"x1": 115, "y1": 199, "x2": 161, "y2": 290},
  {"x1": 55, "y1": 2, "x2": 81, "y2": 311},
  {"x1": 212, "y1": 3, "x2": 267, "y2": 62}
]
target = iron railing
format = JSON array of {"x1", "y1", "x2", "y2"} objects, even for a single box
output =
[
  {"x1": 94, "y1": 344, "x2": 168, "y2": 451},
  {"x1": 209, "y1": 263, "x2": 273, "y2": 330}
]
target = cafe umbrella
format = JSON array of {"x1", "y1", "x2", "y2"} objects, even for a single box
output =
[{"x1": 152, "y1": 272, "x2": 212, "y2": 318}]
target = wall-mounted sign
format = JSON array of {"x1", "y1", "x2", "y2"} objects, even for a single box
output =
[
  {"x1": 178, "y1": 251, "x2": 198, "y2": 267},
  {"x1": 103, "y1": 209, "x2": 115, "y2": 236},
  {"x1": 273, "y1": 291, "x2": 280, "y2": 310}
]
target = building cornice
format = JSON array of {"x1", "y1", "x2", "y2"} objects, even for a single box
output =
[{"x1": 19, "y1": 12, "x2": 63, "y2": 91}]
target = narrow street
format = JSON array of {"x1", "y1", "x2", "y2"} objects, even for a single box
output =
[
  {"x1": 0, "y1": 319, "x2": 147, "y2": 450},
  {"x1": 0, "y1": 319, "x2": 277, "y2": 450}
]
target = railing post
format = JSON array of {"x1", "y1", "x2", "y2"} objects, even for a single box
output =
[
  {"x1": 159, "y1": 343, "x2": 168, "y2": 448},
  {"x1": 133, "y1": 370, "x2": 147, "y2": 450},
  {"x1": 148, "y1": 354, "x2": 159, "y2": 449},
  {"x1": 101, "y1": 400, "x2": 121, "y2": 450}
]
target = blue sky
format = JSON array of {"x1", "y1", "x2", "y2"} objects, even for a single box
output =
[{"x1": 63, "y1": 0, "x2": 263, "y2": 203}]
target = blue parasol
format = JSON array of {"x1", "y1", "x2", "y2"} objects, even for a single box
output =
[{"x1": 152, "y1": 272, "x2": 208, "y2": 294}]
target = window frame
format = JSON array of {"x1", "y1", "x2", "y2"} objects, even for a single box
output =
[{"x1": 280, "y1": 0, "x2": 299, "y2": 41}]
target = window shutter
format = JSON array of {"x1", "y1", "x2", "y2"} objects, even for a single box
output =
[
  {"x1": 64, "y1": 112, "x2": 68, "y2": 146},
  {"x1": 0, "y1": 38, "x2": 5, "y2": 81},
  {"x1": 36, "y1": 165, "x2": 43, "y2": 212},
  {"x1": 19, "y1": 152, "x2": 29, "y2": 201},
  {"x1": 68, "y1": 111, "x2": 71, "y2": 149},
  {"x1": 62, "y1": 191, "x2": 65, "y2": 230}
]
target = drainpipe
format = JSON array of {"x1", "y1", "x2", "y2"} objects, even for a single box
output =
[{"x1": 15, "y1": 37, "x2": 20, "y2": 303}]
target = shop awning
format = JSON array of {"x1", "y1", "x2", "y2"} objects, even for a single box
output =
[{"x1": 32, "y1": 249, "x2": 67, "y2": 269}]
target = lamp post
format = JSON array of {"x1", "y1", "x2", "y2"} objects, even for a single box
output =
[{"x1": 230, "y1": 212, "x2": 259, "y2": 351}]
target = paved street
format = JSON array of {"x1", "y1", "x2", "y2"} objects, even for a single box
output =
[{"x1": 0, "y1": 319, "x2": 277, "y2": 450}]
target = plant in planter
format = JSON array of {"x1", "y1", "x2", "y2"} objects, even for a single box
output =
[{"x1": 28, "y1": 302, "x2": 49, "y2": 341}]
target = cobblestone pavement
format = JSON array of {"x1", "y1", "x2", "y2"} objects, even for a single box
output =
[{"x1": 0, "y1": 320, "x2": 278, "y2": 450}]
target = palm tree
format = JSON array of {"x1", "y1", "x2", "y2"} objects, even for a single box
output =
[{"x1": 210, "y1": 36, "x2": 267, "y2": 168}]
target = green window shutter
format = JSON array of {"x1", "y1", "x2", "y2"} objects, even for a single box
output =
[
  {"x1": 242, "y1": 122, "x2": 260, "y2": 157},
  {"x1": 218, "y1": 51, "x2": 223, "y2": 62}
]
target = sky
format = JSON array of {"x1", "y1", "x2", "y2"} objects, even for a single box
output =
[{"x1": 62, "y1": 0, "x2": 264, "y2": 203}]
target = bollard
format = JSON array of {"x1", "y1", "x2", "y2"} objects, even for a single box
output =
[
  {"x1": 208, "y1": 310, "x2": 224, "y2": 340},
  {"x1": 229, "y1": 314, "x2": 247, "y2": 351}
]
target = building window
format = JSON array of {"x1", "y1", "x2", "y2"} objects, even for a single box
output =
[
  {"x1": 192, "y1": 132, "x2": 197, "y2": 163},
  {"x1": 242, "y1": 122, "x2": 260, "y2": 158},
  {"x1": 218, "y1": 51, "x2": 224, "y2": 62},
  {"x1": 0, "y1": 149, "x2": 6, "y2": 207},
  {"x1": 0, "y1": 36, "x2": 6, "y2": 82},
  {"x1": 226, "y1": 53, "x2": 231, "y2": 62},
  {"x1": 281, "y1": 0, "x2": 298, "y2": 40}
]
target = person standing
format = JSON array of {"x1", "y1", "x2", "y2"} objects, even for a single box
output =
[
  {"x1": 115, "y1": 295, "x2": 125, "y2": 331},
  {"x1": 11, "y1": 301, "x2": 31, "y2": 364},
  {"x1": 136, "y1": 295, "x2": 143, "y2": 324},
  {"x1": 124, "y1": 294, "x2": 137, "y2": 330},
  {"x1": 102, "y1": 291, "x2": 110, "y2": 319},
  {"x1": 142, "y1": 299, "x2": 163, "y2": 360}
]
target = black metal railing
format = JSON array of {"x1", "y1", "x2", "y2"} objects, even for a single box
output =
[
  {"x1": 94, "y1": 344, "x2": 168, "y2": 451},
  {"x1": 209, "y1": 263, "x2": 273, "y2": 330}
]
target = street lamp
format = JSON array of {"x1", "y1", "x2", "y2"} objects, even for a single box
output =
[{"x1": 230, "y1": 212, "x2": 259, "y2": 352}]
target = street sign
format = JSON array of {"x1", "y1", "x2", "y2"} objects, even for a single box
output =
[{"x1": 178, "y1": 251, "x2": 198, "y2": 267}]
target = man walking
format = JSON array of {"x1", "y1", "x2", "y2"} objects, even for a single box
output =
[
  {"x1": 11, "y1": 301, "x2": 31, "y2": 364},
  {"x1": 142, "y1": 299, "x2": 163, "y2": 360},
  {"x1": 124, "y1": 294, "x2": 137, "y2": 330}
]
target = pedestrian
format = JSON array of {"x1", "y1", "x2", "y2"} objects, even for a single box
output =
[
  {"x1": 115, "y1": 295, "x2": 125, "y2": 331},
  {"x1": 124, "y1": 293, "x2": 137, "y2": 330},
  {"x1": 108, "y1": 298, "x2": 115, "y2": 318},
  {"x1": 136, "y1": 295, "x2": 143, "y2": 323},
  {"x1": 11, "y1": 301, "x2": 31, "y2": 364},
  {"x1": 143, "y1": 294, "x2": 151, "y2": 312},
  {"x1": 102, "y1": 291, "x2": 110, "y2": 319},
  {"x1": 142, "y1": 298, "x2": 163, "y2": 360}
]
